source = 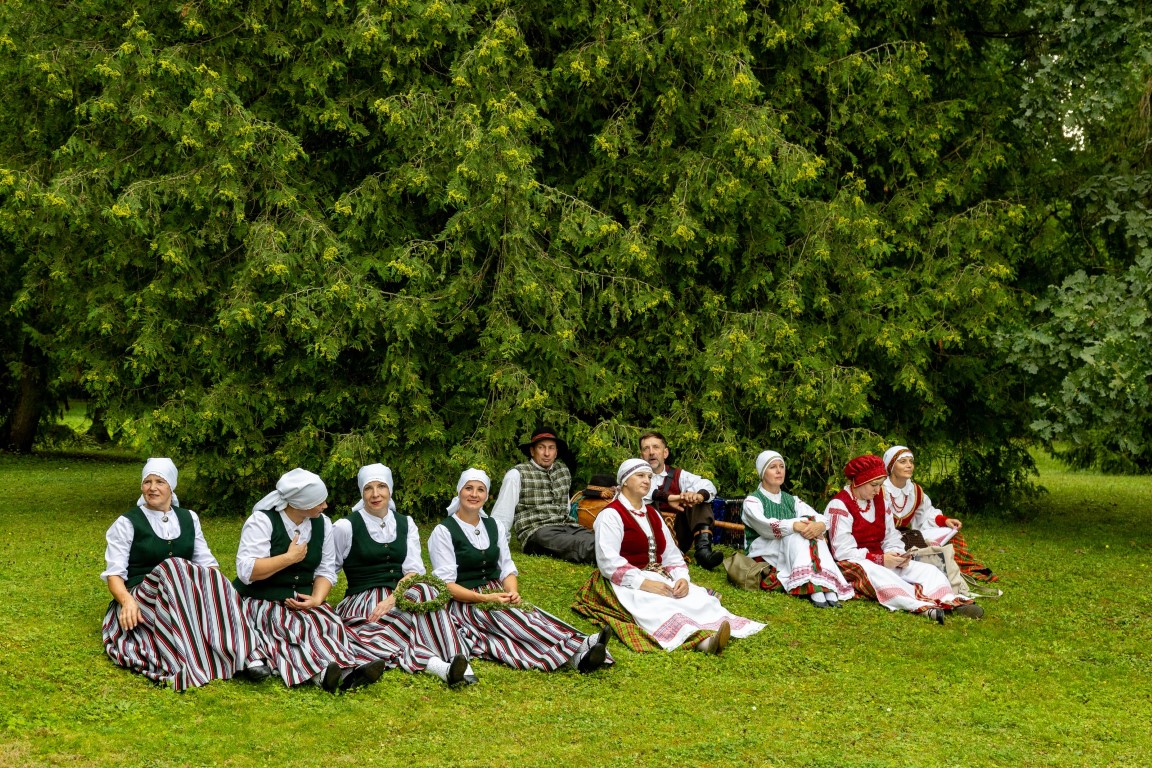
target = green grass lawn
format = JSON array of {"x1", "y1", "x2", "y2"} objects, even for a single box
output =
[{"x1": 0, "y1": 453, "x2": 1149, "y2": 767}]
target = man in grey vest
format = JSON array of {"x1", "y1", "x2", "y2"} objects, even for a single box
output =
[{"x1": 492, "y1": 425, "x2": 596, "y2": 564}]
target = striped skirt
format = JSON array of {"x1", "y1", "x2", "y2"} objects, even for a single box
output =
[
  {"x1": 240, "y1": 597, "x2": 358, "y2": 687},
  {"x1": 337, "y1": 582, "x2": 466, "y2": 674},
  {"x1": 101, "y1": 558, "x2": 258, "y2": 692},
  {"x1": 445, "y1": 580, "x2": 594, "y2": 671},
  {"x1": 836, "y1": 559, "x2": 958, "y2": 613},
  {"x1": 949, "y1": 532, "x2": 999, "y2": 582}
]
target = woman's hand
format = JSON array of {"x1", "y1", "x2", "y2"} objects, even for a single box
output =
[
  {"x1": 796, "y1": 520, "x2": 826, "y2": 540},
  {"x1": 285, "y1": 592, "x2": 322, "y2": 611},
  {"x1": 670, "y1": 579, "x2": 690, "y2": 598},
  {"x1": 946, "y1": 518, "x2": 963, "y2": 530},
  {"x1": 639, "y1": 579, "x2": 676, "y2": 597},
  {"x1": 368, "y1": 594, "x2": 397, "y2": 622},
  {"x1": 284, "y1": 532, "x2": 308, "y2": 564},
  {"x1": 118, "y1": 595, "x2": 142, "y2": 630},
  {"x1": 883, "y1": 552, "x2": 911, "y2": 569}
]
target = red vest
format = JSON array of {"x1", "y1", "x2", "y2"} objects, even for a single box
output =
[
  {"x1": 652, "y1": 467, "x2": 683, "y2": 513},
  {"x1": 833, "y1": 488, "x2": 887, "y2": 556},
  {"x1": 606, "y1": 499, "x2": 668, "y2": 568}
]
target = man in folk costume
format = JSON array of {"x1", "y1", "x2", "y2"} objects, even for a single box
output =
[
  {"x1": 825, "y1": 455, "x2": 984, "y2": 623},
  {"x1": 639, "y1": 431, "x2": 723, "y2": 570},
  {"x1": 492, "y1": 425, "x2": 596, "y2": 564},
  {"x1": 882, "y1": 445, "x2": 998, "y2": 583}
]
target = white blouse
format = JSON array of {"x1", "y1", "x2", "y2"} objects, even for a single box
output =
[
  {"x1": 102, "y1": 505, "x2": 218, "y2": 583},
  {"x1": 594, "y1": 497, "x2": 689, "y2": 590},
  {"x1": 427, "y1": 512, "x2": 517, "y2": 584},
  {"x1": 742, "y1": 487, "x2": 825, "y2": 559},
  {"x1": 331, "y1": 509, "x2": 425, "y2": 576},
  {"x1": 825, "y1": 495, "x2": 904, "y2": 562},
  {"x1": 235, "y1": 511, "x2": 338, "y2": 587},
  {"x1": 883, "y1": 478, "x2": 949, "y2": 530}
]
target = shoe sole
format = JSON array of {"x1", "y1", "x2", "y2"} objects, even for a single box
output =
[
  {"x1": 577, "y1": 642, "x2": 607, "y2": 674},
  {"x1": 320, "y1": 662, "x2": 342, "y2": 693},
  {"x1": 340, "y1": 659, "x2": 388, "y2": 691},
  {"x1": 714, "y1": 621, "x2": 731, "y2": 655},
  {"x1": 446, "y1": 655, "x2": 469, "y2": 686}
]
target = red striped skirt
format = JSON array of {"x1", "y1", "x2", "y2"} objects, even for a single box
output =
[
  {"x1": 241, "y1": 597, "x2": 358, "y2": 687},
  {"x1": 101, "y1": 558, "x2": 258, "y2": 691},
  {"x1": 337, "y1": 582, "x2": 466, "y2": 673}
]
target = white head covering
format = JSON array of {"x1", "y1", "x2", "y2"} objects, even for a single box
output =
[
  {"x1": 137, "y1": 457, "x2": 180, "y2": 509},
  {"x1": 616, "y1": 458, "x2": 652, "y2": 487},
  {"x1": 446, "y1": 468, "x2": 491, "y2": 516},
  {"x1": 755, "y1": 450, "x2": 785, "y2": 480},
  {"x1": 252, "y1": 468, "x2": 328, "y2": 513},
  {"x1": 352, "y1": 463, "x2": 396, "y2": 514},
  {"x1": 883, "y1": 445, "x2": 913, "y2": 474}
]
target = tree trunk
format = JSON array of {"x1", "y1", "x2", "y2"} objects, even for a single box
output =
[{"x1": 6, "y1": 344, "x2": 44, "y2": 452}]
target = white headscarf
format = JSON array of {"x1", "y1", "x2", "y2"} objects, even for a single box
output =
[
  {"x1": 883, "y1": 445, "x2": 913, "y2": 475},
  {"x1": 616, "y1": 458, "x2": 652, "y2": 487},
  {"x1": 252, "y1": 468, "x2": 328, "y2": 513},
  {"x1": 352, "y1": 463, "x2": 396, "y2": 514},
  {"x1": 755, "y1": 450, "x2": 785, "y2": 481},
  {"x1": 137, "y1": 457, "x2": 180, "y2": 509},
  {"x1": 446, "y1": 468, "x2": 491, "y2": 516}
]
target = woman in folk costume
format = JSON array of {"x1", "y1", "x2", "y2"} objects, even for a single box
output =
[
  {"x1": 741, "y1": 451, "x2": 854, "y2": 608},
  {"x1": 574, "y1": 459, "x2": 765, "y2": 653},
  {"x1": 427, "y1": 468, "x2": 611, "y2": 675},
  {"x1": 234, "y1": 468, "x2": 388, "y2": 692},
  {"x1": 102, "y1": 458, "x2": 267, "y2": 690},
  {"x1": 882, "y1": 445, "x2": 998, "y2": 583},
  {"x1": 333, "y1": 464, "x2": 472, "y2": 686},
  {"x1": 825, "y1": 455, "x2": 982, "y2": 622}
]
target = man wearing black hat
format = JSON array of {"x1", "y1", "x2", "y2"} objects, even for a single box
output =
[
  {"x1": 640, "y1": 431, "x2": 724, "y2": 570},
  {"x1": 491, "y1": 425, "x2": 596, "y2": 565}
]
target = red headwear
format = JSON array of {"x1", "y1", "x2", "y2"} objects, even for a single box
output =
[{"x1": 843, "y1": 454, "x2": 887, "y2": 488}]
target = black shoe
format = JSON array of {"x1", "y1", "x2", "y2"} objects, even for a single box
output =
[
  {"x1": 592, "y1": 626, "x2": 612, "y2": 646},
  {"x1": 693, "y1": 531, "x2": 724, "y2": 570},
  {"x1": 924, "y1": 608, "x2": 946, "y2": 625},
  {"x1": 340, "y1": 659, "x2": 389, "y2": 691},
  {"x1": 319, "y1": 661, "x2": 342, "y2": 693},
  {"x1": 577, "y1": 639, "x2": 607, "y2": 674},
  {"x1": 446, "y1": 654, "x2": 469, "y2": 687},
  {"x1": 239, "y1": 663, "x2": 271, "y2": 682}
]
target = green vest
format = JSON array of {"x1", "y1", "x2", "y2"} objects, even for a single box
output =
[
  {"x1": 444, "y1": 516, "x2": 501, "y2": 589},
  {"x1": 233, "y1": 510, "x2": 326, "y2": 600},
  {"x1": 124, "y1": 506, "x2": 196, "y2": 588},
  {"x1": 744, "y1": 488, "x2": 798, "y2": 552},
  {"x1": 511, "y1": 460, "x2": 572, "y2": 544},
  {"x1": 342, "y1": 511, "x2": 409, "y2": 596}
]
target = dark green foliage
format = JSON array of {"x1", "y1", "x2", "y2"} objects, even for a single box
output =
[{"x1": 0, "y1": 0, "x2": 1056, "y2": 510}]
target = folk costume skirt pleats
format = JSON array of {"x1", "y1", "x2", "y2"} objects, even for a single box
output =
[
  {"x1": 445, "y1": 580, "x2": 595, "y2": 671},
  {"x1": 835, "y1": 558, "x2": 959, "y2": 613},
  {"x1": 337, "y1": 582, "x2": 465, "y2": 673},
  {"x1": 573, "y1": 571, "x2": 764, "y2": 653},
  {"x1": 240, "y1": 598, "x2": 357, "y2": 686},
  {"x1": 101, "y1": 558, "x2": 258, "y2": 691}
]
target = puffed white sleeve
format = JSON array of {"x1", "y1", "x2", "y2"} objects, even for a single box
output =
[
  {"x1": 490, "y1": 468, "x2": 521, "y2": 533},
  {"x1": 402, "y1": 517, "x2": 426, "y2": 576},
  {"x1": 428, "y1": 524, "x2": 458, "y2": 582},
  {"x1": 826, "y1": 498, "x2": 868, "y2": 562},
  {"x1": 679, "y1": 468, "x2": 717, "y2": 499},
  {"x1": 330, "y1": 517, "x2": 354, "y2": 573},
  {"x1": 742, "y1": 495, "x2": 801, "y2": 539},
  {"x1": 495, "y1": 520, "x2": 517, "y2": 580},
  {"x1": 188, "y1": 511, "x2": 220, "y2": 569},
  {"x1": 314, "y1": 516, "x2": 338, "y2": 586},
  {"x1": 101, "y1": 516, "x2": 134, "y2": 583},
  {"x1": 881, "y1": 509, "x2": 905, "y2": 554},
  {"x1": 913, "y1": 489, "x2": 950, "y2": 530},
  {"x1": 235, "y1": 512, "x2": 274, "y2": 585}
]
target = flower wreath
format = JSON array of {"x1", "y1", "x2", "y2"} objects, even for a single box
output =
[{"x1": 393, "y1": 573, "x2": 451, "y2": 615}]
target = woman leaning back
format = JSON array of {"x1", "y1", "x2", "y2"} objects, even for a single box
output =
[
  {"x1": 332, "y1": 463, "x2": 472, "y2": 686},
  {"x1": 741, "y1": 450, "x2": 854, "y2": 608},
  {"x1": 825, "y1": 455, "x2": 983, "y2": 622},
  {"x1": 427, "y1": 468, "x2": 612, "y2": 676},
  {"x1": 883, "y1": 445, "x2": 998, "y2": 583},
  {"x1": 102, "y1": 458, "x2": 267, "y2": 690},
  {"x1": 574, "y1": 459, "x2": 764, "y2": 653},
  {"x1": 234, "y1": 468, "x2": 388, "y2": 692}
]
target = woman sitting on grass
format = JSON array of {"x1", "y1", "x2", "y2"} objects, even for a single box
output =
[
  {"x1": 825, "y1": 455, "x2": 983, "y2": 623},
  {"x1": 333, "y1": 463, "x2": 471, "y2": 686},
  {"x1": 101, "y1": 458, "x2": 266, "y2": 690},
  {"x1": 427, "y1": 468, "x2": 611, "y2": 676},
  {"x1": 234, "y1": 468, "x2": 388, "y2": 692},
  {"x1": 574, "y1": 459, "x2": 764, "y2": 654},
  {"x1": 882, "y1": 445, "x2": 998, "y2": 583},
  {"x1": 741, "y1": 450, "x2": 854, "y2": 609}
]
